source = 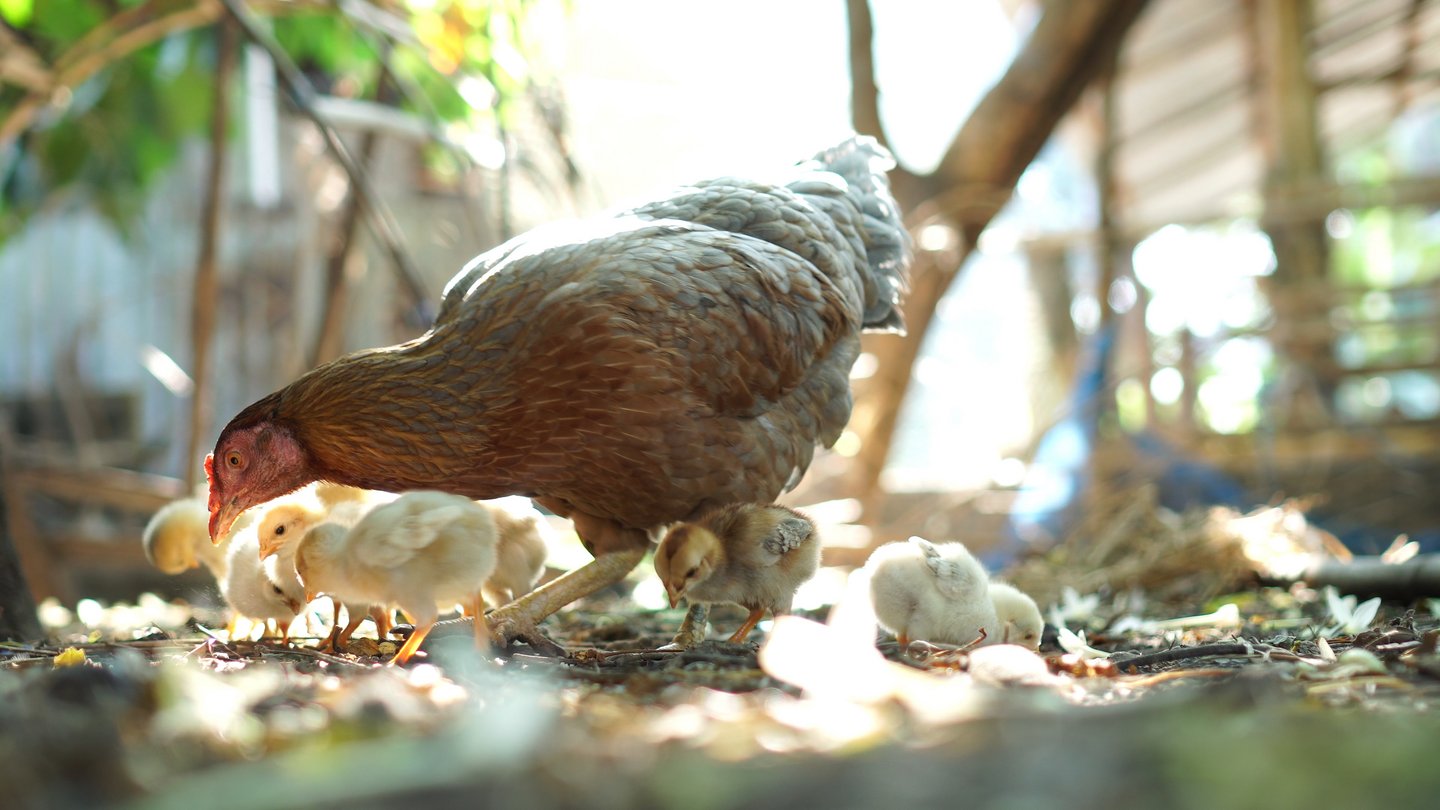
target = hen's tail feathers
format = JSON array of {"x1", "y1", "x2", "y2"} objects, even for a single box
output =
[{"x1": 798, "y1": 136, "x2": 911, "y2": 333}]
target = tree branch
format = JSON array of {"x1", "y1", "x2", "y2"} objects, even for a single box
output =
[
  {"x1": 218, "y1": 0, "x2": 433, "y2": 326},
  {"x1": 185, "y1": 19, "x2": 237, "y2": 491},
  {"x1": 845, "y1": 0, "x2": 887, "y2": 149},
  {"x1": 0, "y1": 0, "x2": 330, "y2": 151}
]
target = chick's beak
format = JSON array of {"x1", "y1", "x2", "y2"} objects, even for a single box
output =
[{"x1": 666, "y1": 583, "x2": 682, "y2": 609}]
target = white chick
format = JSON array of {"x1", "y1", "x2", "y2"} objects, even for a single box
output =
[
  {"x1": 294, "y1": 490, "x2": 498, "y2": 665},
  {"x1": 865, "y1": 536, "x2": 998, "y2": 648},
  {"x1": 142, "y1": 496, "x2": 242, "y2": 579},
  {"x1": 989, "y1": 582, "x2": 1043, "y2": 650},
  {"x1": 221, "y1": 525, "x2": 303, "y2": 641},
  {"x1": 480, "y1": 497, "x2": 549, "y2": 606},
  {"x1": 654, "y1": 503, "x2": 820, "y2": 646},
  {"x1": 256, "y1": 498, "x2": 387, "y2": 649}
]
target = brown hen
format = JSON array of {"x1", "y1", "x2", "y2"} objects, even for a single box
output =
[{"x1": 205, "y1": 136, "x2": 909, "y2": 650}]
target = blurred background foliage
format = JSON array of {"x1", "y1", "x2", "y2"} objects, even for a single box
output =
[{"x1": 0, "y1": 0, "x2": 552, "y2": 238}]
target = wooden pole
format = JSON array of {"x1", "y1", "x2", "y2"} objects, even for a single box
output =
[
  {"x1": 844, "y1": 0, "x2": 1152, "y2": 505},
  {"x1": 185, "y1": 19, "x2": 238, "y2": 491},
  {"x1": 1255, "y1": 0, "x2": 1334, "y2": 428}
]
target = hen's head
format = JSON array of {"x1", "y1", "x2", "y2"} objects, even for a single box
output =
[
  {"x1": 207, "y1": 420, "x2": 311, "y2": 543},
  {"x1": 654, "y1": 523, "x2": 720, "y2": 608}
]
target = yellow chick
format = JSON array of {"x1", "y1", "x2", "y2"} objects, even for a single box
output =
[
  {"x1": 221, "y1": 525, "x2": 303, "y2": 641},
  {"x1": 142, "y1": 496, "x2": 248, "y2": 579},
  {"x1": 989, "y1": 582, "x2": 1043, "y2": 650},
  {"x1": 256, "y1": 498, "x2": 387, "y2": 649},
  {"x1": 865, "y1": 536, "x2": 998, "y2": 648},
  {"x1": 294, "y1": 490, "x2": 498, "y2": 665},
  {"x1": 480, "y1": 497, "x2": 550, "y2": 606},
  {"x1": 654, "y1": 503, "x2": 819, "y2": 646}
]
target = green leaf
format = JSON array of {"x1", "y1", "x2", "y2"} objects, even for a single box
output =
[{"x1": 0, "y1": 0, "x2": 33, "y2": 27}]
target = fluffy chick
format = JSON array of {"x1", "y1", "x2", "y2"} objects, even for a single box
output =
[
  {"x1": 865, "y1": 536, "x2": 998, "y2": 648},
  {"x1": 221, "y1": 525, "x2": 304, "y2": 640},
  {"x1": 256, "y1": 499, "x2": 386, "y2": 649},
  {"x1": 654, "y1": 503, "x2": 819, "y2": 645},
  {"x1": 481, "y1": 497, "x2": 550, "y2": 606},
  {"x1": 294, "y1": 490, "x2": 498, "y2": 665},
  {"x1": 142, "y1": 496, "x2": 242, "y2": 579},
  {"x1": 989, "y1": 582, "x2": 1043, "y2": 650}
]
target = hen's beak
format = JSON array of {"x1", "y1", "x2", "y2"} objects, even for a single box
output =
[{"x1": 209, "y1": 499, "x2": 243, "y2": 545}]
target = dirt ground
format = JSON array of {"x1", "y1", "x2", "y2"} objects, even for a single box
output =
[{"x1": 6, "y1": 499, "x2": 1440, "y2": 810}]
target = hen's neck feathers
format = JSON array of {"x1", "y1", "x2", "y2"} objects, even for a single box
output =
[{"x1": 265, "y1": 336, "x2": 512, "y2": 496}]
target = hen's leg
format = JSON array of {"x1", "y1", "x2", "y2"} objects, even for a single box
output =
[
  {"x1": 726, "y1": 608, "x2": 767, "y2": 644},
  {"x1": 427, "y1": 510, "x2": 648, "y2": 654},
  {"x1": 485, "y1": 547, "x2": 645, "y2": 653}
]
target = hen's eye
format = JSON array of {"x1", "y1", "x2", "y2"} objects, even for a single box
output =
[{"x1": 226, "y1": 451, "x2": 242, "y2": 468}]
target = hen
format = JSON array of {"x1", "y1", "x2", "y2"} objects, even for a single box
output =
[
  {"x1": 654, "y1": 503, "x2": 819, "y2": 647},
  {"x1": 207, "y1": 136, "x2": 909, "y2": 649}
]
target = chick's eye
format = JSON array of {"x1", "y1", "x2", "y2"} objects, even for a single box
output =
[
  {"x1": 274, "y1": 525, "x2": 285, "y2": 536},
  {"x1": 685, "y1": 567, "x2": 699, "y2": 579},
  {"x1": 271, "y1": 584, "x2": 283, "y2": 595}
]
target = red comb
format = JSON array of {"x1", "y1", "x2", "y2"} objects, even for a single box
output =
[{"x1": 204, "y1": 453, "x2": 221, "y2": 539}]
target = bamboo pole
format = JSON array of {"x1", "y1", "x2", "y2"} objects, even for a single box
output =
[
  {"x1": 185, "y1": 19, "x2": 238, "y2": 491},
  {"x1": 218, "y1": 0, "x2": 431, "y2": 325}
]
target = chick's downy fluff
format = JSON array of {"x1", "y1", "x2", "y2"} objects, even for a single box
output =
[
  {"x1": 294, "y1": 490, "x2": 498, "y2": 663},
  {"x1": 481, "y1": 497, "x2": 550, "y2": 605},
  {"x1": 865, "y1": 537, "x2": 999, "y2": 648},
  {"x1": 143, "y1": 496, "x2": 250, "y2": 579},
  {"x1": 222, "y1": 525, "x2": 303, "y2": 633},
  {"x1": 654, "y1": 503, "x2": 819, "y2": 643},
  {"x1": 206, "y1": 137, "x2": 909, "y2": 580},
  {"x1": 988, "y1": 582, "x2": 1043, "y2": 650}
]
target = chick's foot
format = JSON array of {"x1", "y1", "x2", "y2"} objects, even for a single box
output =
[{"x1": 661, "y1": 603, "x2": 711, "y2": 650}]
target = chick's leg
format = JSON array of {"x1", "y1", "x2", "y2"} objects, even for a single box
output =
[
  {"x1": 389, "y1": 620, "x2": 435, "y2": 666},
  {"x1": 662, "y1": 603, "x2": 710, "y2": 650},
  {"x1": 727, "y1": 608, "x2": 767, "y2": 644}
]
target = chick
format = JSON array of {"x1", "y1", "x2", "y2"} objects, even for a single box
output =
[
  {"x1": 294, "y1": 490, "x2": 498, "y2": 665},
  {"x1": 989, "y1": 582, "x2": 1043, "y2": 650},
  {"x1": 221, "y1": 525, "x2": 304, "y2": 641},
  {"x1": 654, "y1": 503, "x2": 819, "y2": 646},
  {"x1": 481, "y1": 497, "x2": 550, "y2": 606},
  {"x1": 256, "y1": 499, "x2": 386, "y2": 649},
  {"x1": 142, "y1": 496, "x2": 241, "y2": 579},
  {"x1": 865, "y1": 536, "x2": 998, "y2": 648}
]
